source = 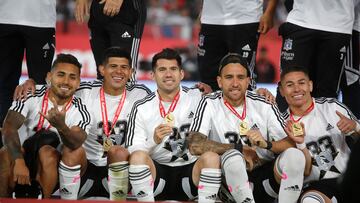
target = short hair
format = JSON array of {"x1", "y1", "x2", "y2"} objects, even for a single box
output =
[
  {"x1": 52, "y1": 53, "x2": 82, "y2": 72},
  {"x1": 151, "y1": 48, "x2": 182, "y2": 70},
  {"x1": 280, "y1": 66, "x2": 310, "y2": 82},
  {"x1": 102, "y1": 47, "x2": 132, "y2": 67},
  {"x1": 218, "y1": 53, "x2": 250, "y2": 76}
]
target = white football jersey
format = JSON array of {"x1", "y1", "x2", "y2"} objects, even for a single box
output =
[
  {"x1": 0, "y1": 0, "x2": 56, "y2": 28},
  {"x1": 126, "y1": 86, "x2": 202, "y2": 167},
  {"x1": 190, "y1": 91, "x2": 287, "y2": 161},
  {"x1": 76, "y1": 80, "x2": 151, "y2": 166},
  {"x1": 287, "y1": 0, "x2": 355, "y2": 34},
  {"x1": 201, "y1": 0, "x2": 262, "y2": 25},
  {"x1": 283, "y1": 98, "x2": 359, "y2": 182},
  {"x1": 10, "y1": 85, "x2": 91, "y2": 144}
]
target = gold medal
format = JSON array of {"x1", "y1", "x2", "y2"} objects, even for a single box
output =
[
  {"x1": 292, "y1": 122, "x2": 303, "y2": 137},
  {"x1": 103, "y1": 137, "x2": 113, "y2": 152},
  {"x1": 239, "y1": 121, "x2": 249, "y2": 135},
  {"x1": 164, "y1": 113, "x2": 175, "y2": 126}
]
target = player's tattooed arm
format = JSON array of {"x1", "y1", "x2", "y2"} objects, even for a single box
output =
[
  {"x1": 187, "y1": 131, "x2": 234, "y2": 155},
  {"x1": 2, "y1": 110, "x2": 26, "y2": 160}
]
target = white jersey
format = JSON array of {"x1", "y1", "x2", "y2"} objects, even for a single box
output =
[
  {"x1": 126, "y1": 86, "x2": 202, "y2": 167},
  {"x1": 0, "y1": 0, "x2": 56, "y2": 28},
  {"x1": 10, "y1": 85, "x2": 90, "y2": 145},
  {"x1": 76, "y1": 80, "x2": 151, "y2": 166},
  {"x1": 200, "y1": 0, "x2": 262, "y2": 25},
  {"x1": 283, "y1": 98, "x2": 359, "y2": 183},
  {"x1": 286, "y1": 0, "x2": 355, "y2": 34},
  {"x1": 190, "y1": 91, "x2": 287, "y2": 161}
]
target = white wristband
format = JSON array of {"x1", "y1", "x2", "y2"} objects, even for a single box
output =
[{"x1": 296, "y1": 142, "x2": 306, "y2": 150}]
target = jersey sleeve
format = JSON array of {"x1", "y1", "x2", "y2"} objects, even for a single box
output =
[
  {"x1": 256, "y1": 103, "x2": 287, "y2": 161},
  {"x1": 125, "y1": 102, "x2": 155, "y2": 153},
  {"x1": 9, "y1": 94, "x2": 35, "y2": 118},
  {"x1": 71, "y1": 97, "x2": 91, "y2": 131},
  {"x1": 189, "y1": 96, "x2": 212, "y2": 136}
]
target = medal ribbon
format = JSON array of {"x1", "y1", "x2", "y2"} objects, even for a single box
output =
[
  {"x1": 100, "y1": 87, "x2": 126, "y2": 136},
  {"x1": 224, "y1": 97, "x2": 246, "y2": 121},
  {"x1": 290, "y1": 101, "x2": 314, "y2": 122},
  {"x1": 37, "y1": 89, "x2": 73, "y2": 131},
  {"x1": 158, "y1": 90, "x2": 180, "y2": 118}
]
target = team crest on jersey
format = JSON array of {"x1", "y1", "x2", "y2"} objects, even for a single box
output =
[{"x1": 283, "y1": 38, "x2": 293, "y2": 51}]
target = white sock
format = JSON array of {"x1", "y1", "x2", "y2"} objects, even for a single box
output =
[
  {"x1": 277, "y1": 148, "x2": 305, "y2": 203},
  {"x1": 222, "y1": 149, "x2": 254, "y2": 203},
  {"x1": 108, "y1": 161, "x2": 129, "y2": 200},
  {"x1": 301, "y1": 191, "x2": 325, "y2": 203},
  {"x1": 129, "y1": 165, "x2": 154, "y2": 202},
  {"x1": 198, "y1": 168, "x2": 221, "y2": 203},
  {"x1": 59, "y1": 161, "x2": 81, "y2": 200}
]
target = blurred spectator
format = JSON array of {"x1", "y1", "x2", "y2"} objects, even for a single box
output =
[{"x1": 254, "y1": 46, "x2": 276, "y2": 83}]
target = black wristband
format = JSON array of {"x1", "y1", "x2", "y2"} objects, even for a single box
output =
[
  {"x1": 265, "y1": 140, "x2": 272, "y2": 150},
  {"x1": 234, "y1": 142, "x2": 243, "y2": 153}
]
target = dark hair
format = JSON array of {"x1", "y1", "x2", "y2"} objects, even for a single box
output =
[
  {"x1": 151, "y1": 48, "x2": 182, "y2": 70},
  {"x1": 52, "y1": 53, "x2": 82, "y2": 72},
  {"x1": 102, "y1": 47, "x2": 132, "y2": 67},
  {"x1": 218, "y1": 53, "x2": 250, "y2": 76},
  {"x1": 280, "y1": 66, "x2": 310, "y2": 82}
]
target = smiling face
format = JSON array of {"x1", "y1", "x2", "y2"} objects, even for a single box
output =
[
  {"x1": 99, "y1": 57, "x2": 132, "y2": 95},
  {"x1": 217, "y1": 63, "x2": 250, "y2": 107},
  {"x1": 280, "y1": 71, "x2": 313, "y2": 109},
  {"x1": 47, "y1": 62, "x2": 80, "y2": 102},
  {"x1": 152, "y1": 58, "x2": 184, "y2": 95}
]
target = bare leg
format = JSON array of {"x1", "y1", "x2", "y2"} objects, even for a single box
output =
[
  {"x1": 0, "y1": 147, "x2": 12, "y2": 197},
  {"x1": 36, "y1": 145, "x2": 60, "y2": 198}
]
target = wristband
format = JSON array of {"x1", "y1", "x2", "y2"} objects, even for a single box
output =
[
  {"x1": 265, "y1": 140, "x2": 272, "y2": 150},
  {"x1": 296, "y1": 142, "x2": 306, "y2": 150},
  {"x1": 234, "y1": 142, "x2": 243, "y2": 153}
]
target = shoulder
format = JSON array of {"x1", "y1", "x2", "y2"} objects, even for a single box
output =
[
  {"x1": 77, "y1": 80, "x2": 103, "y2": 91},
  {"x1": 126, "y1": 83, "x2": 152, "y2": 95}
]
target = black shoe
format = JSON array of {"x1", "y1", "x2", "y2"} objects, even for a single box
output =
[{"x1": 13, "y1": 180, "x2": 42, "y2": 199}]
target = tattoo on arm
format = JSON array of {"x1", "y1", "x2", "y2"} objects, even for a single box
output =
[
  {"x1": 57, "y1": 126, "x2": 87, "y2": 150},
  {"x1": 187, "y1": 131, "x2": 234, "y2": 155},
  {"x1": 2, "y1": 111, "x2": 25, "y2": 160}
]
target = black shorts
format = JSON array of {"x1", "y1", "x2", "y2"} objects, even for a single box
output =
[
  {"x1": 279, "y1": 22, "x2": 351, "y2": 98},
  {"x1": 302, "y1": 178, "x2": 343, "y2": 202},
  {"x1": 197, "y1": 23, "x2": 259, "y2": 91},
  {"x1": 153, "y1": 161, "x2": 198, "y2": 201},
  {"x1": 78, "y1": 161, "x2": 109, "y2": 198},
  {"x1": 22, "y1": 130, "x2": 60, "y2": 179}
]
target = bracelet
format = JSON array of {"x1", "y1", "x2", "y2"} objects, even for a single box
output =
[
  {"x1": 296, "y1": 142, "x2": 306, "y2": 150},
  {"x1": 234, "y1": 142, "x2": 243, "y2": 153},
  {"x1": 265, "y1": 140, "x2": 272, "y2": 150}
]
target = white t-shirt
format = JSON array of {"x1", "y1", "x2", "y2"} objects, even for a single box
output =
[
  {"x1": 10, "y1": 85, "x2": 91, "y2": 145},
  {"x1": 0, "y1": 0, "x2": 56, "y2": 28},
  {"x1": 283, "y1": 98, "x2": 359, "y2": 183},
  {"x1": 190, "y1": 91, "x2": 287, "y2": 161},
  {"x1": 126, "y1": 86, "x2": 202, "y2": 167},
  {"x1": 286, "y1": 0, "x2": 354, "y2": 34},
  {"x1": 200, "y1": 0, "x2": 263, "y2": 25},
  {"x1": 76, "y1": 80, "x2": 151, "y2": 166}
]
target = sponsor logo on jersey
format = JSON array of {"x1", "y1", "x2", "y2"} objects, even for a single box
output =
[
  {"x1": 242, "y1": 44, "x2": 251, "y2": 51},
  {"x1": 188, "y1": 111, "x2": 194, "y2": 119},
  {"x1": 326, "y1": 123, "x2": 334, "y2": 131}
]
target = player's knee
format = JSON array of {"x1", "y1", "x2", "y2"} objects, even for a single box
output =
[
  {"x1": 279, "y1": 147, "x2": 305, "y2": 173},
  {"x1": 129, "y1": 150, "x2": 150, "y2": 165},
  {"x1": 61, "y1": 146, "x2": 86, "y2": 167},
  {"x1": 300, "y1": 191, "x2": 326, "y2": 203},
  {"x1": 221, "y1": 149, "x2": 246, "y2": 172},
  {"x1": 38, "y1": 145, "x2": 59, "y2": 167},
  {"x1": 199, "y1": 151, "x2": 220, "y2": 168},
  {"x1": 108, "y1": 145, "x2": 129, "y2": 161}
]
